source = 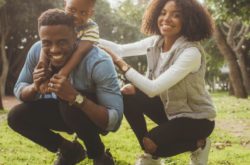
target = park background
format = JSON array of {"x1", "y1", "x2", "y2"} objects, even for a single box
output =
[{"x1": 0, "y1": 0, "x2": 250, "y2": 164}]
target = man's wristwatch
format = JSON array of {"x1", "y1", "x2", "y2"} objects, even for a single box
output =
[{"x1": 71, "y1": 93, "x2": 86, "y2": 107}]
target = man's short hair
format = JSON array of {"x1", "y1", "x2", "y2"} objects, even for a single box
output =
[
  {"x1": 38, "y1": 8, "x2": 74, "y2": 29},
  {"x1": 65, "y1": 0, "x2": 96, "y2": 5}
]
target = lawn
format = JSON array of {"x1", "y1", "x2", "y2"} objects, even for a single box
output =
[{"x1": 0, "y1": 92, "x2": 250, "y2": 165}]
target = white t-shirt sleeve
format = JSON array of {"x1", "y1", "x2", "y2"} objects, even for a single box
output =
[
  {"x1": 99, "y1": 36, "x2": 156, "y2": 57},
  {"x1": 125, "y1": 47, "x2": 202, "y2": 97}
]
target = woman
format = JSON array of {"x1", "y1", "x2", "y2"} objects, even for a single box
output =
[{"x1": 100, "y1": 0, "x2": 216, "y2": 164}]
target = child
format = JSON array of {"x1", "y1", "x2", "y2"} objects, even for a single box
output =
[{"x1": 38, "y1": 0, "x2": 99, "y2": 93}]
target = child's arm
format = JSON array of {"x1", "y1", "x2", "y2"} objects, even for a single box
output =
[
  {"x1": 37, "y1": 50, "x2": 51, "y2": 94},
  {"x1": 59, "y1": 19, "x2": 99, "y2": 77},
  {"x1": 58, "y1": 40, "x2": 94, "y2": 77},
  {"x1": 38, "y1": 49, "x2": 48, "y2": 66}
]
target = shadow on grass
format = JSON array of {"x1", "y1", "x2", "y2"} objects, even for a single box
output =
[{"x1": 115, "y1": 160, "x2": 132, "y2": 165}]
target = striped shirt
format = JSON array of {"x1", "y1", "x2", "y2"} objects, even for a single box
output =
[{"x1": 76, "y1": 19, "x2": 99, "y2": 43}]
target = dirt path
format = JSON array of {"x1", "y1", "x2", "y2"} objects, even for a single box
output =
[
  {"x1": 2, "y1": 96, "x2": 20, "y2": 110},
  {"x1": 0, "y1": 96, "x2": 20, "y2": 123},
  {"x1": 216, "y1": 119, "x2": 250, "y2": 149}
]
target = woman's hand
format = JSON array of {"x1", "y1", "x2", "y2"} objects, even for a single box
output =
[
  {"x1": 98, "y1": 45, "x2": 122, "y2": 63},
  {"x1": 121, "y1": 84, "x2": 136, "y2": 95},
  {"x1": 99, "y1": 45, "x2": 131, "y2": 74}
]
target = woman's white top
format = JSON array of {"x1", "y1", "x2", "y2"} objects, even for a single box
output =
[{"x1": 99, "y1": 36, "x2": 201, "y2": 98}]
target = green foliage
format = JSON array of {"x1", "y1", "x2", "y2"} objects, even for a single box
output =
[
  {"x1": 95, "y1": 0, "x2": 146, "y2": 43},
  {"x1": 1, "y1": 93, "x2": 250, "y2": 164},
  {"x1": 0, "y1": 0, "x2": 5, "y2": 8},
  {"x1": 203, "y1": 39, "x2": 225, "y2": 90},
  {"x1": 95, "y1": 0, "x2": 148, "y2": 75},
  {"x1": 1, "y1": 0, "x2": 62, "y2": 94},
  {"x1": 0, "y1": 109, "x2": 6, "y2": 115},
  {"x1": 205, "y1": 0, "x2": 250, "y2": 95},
  {"x1": 206, "y1": 0, "x2": 250, "y2": 24}
]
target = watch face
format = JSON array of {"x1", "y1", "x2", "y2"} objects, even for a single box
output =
[{"x1": 75, "y1": 94, "x2": 84, "y2": 104}]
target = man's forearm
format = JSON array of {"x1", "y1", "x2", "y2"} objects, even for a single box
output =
[
  {"x1": 20, "y1": 83, "x2": 39, "y2": 101},
  {"x1": 77, "y1": 98, "x2": 109, "y2": 130}
]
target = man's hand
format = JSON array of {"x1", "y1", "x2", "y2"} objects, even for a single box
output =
[
  {"x1": 121, "y1": 83, "x2": 136, "y2": 95},
  {"x1": 33, "y1": 61, "x2": 47, "y2": 92},
  {"x1": 39, "y1": 80, "x2": 50, "y2": 94},
  {"x1": 48, "y1": 74, "x2": 77, "y2": 103}
]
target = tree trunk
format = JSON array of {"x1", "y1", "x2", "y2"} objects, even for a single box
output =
[
  {"x1": 237, "y1": 52, "x2": 250, "y2": 95},
  {"x1": 0, "y1": 6, "x2": 9, "y2": 97},
  {"x1": 214, "y1": 25, "x2": 247, "y2": 98},
  {"x1": 226, "y1": 21, "x2": 250, "y2": 96},
  {"x1": 0, "y1": 35, "x2": 9, "y2": 96},
  {"x1": 228, "y1": 79, "x2": 234, "y2": 96},
  {"x1": 0, "y1": 85, "x2": 3, "y2": 110}
]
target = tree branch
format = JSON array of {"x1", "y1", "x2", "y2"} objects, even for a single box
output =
[
  {"x1": 221, "y1": 22, "x2": 229, "y2": 36},
  {"x1": 235, "y1": 25, "x2": 250, "y2": 52},
  {"x1": 227, "y1": 21, "x2": 238, "y2": 49},
  {"x1": 234, "y1": 24, "x2": 245, "y2": 39}
]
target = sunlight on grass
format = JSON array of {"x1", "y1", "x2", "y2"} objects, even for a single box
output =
[{"x1": 211, "y1": 92, "x2": 250, "y2": 119}]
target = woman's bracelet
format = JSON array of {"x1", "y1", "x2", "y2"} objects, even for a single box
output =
[{"x1": 115, "y1": 59, "x2": 131, "y2": 74}]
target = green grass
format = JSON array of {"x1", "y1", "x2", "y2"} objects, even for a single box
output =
[
  {"x1": 0, "y1": 110, "x2": 7, "y2": 115},
  {"x1": 1, "y1": 92, "x2": 250, "y2": 165},
  {"x1": 211, "y1": 92, "x2": 250, "y2": 119}
]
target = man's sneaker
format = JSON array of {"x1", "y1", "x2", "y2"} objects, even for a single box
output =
[
  {"x1": 190, "y1": 139, "x2": 211, "y2": 165},
  {"x1": 135, "y1": 153, "x2": 164, "y2": 165},
  {"x1": 54, "y1": 140, "x2": 86, "y2": 165},
  {"x1": 93, "y1": 149, "x2": 115, "y2": 165}
]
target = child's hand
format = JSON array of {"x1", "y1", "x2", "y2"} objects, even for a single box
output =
[
  {"x1": 33, "y1": 61, "x2": 47, "y2": 91},
  {"x1": 39, "y1": 80, "x2": 50, "y2": 94}
]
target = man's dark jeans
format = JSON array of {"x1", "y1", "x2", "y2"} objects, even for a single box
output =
[{"x1": 8, "y1": 94, "x2": 105, "y2": 159}]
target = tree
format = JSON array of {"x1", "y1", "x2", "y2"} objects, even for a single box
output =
[
  {"x1": 95, "y1": 0, "x2": 147, "y2": 74},
  {"x1": 206, "y1": 0, "x2": 250, "y2": 98},
  {"x1": 0, "y1": 0, "x2": 7, "y2": 109},
  {"x1": 203, "y1": 39, "x2": 224, "y2": 91},
  {"x1": 0, "y1": 0, "x2": 5, "y2": 7},
  {"x1": 0, "y1": 0, "x2": 62, "y2": 96},
  {"x1": 0, "y1": 0, "x2": 62, "y2": 109},
  {"x1": 95, "y1": 0, "x2": 145, "y2": 43}
]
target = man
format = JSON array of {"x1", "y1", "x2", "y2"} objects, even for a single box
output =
[{"x1": 7, "y1": 9, "x2": 123, "y2": 165}]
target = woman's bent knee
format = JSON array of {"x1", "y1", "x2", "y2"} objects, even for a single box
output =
[{"x1": 143, "y1": 137, "x2": 158, "y2": 154}]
